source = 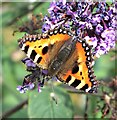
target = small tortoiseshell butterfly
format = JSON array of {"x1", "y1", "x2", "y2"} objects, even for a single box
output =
[{"x1": 18, "y1": 27, "x2": 98, "y2": 93}]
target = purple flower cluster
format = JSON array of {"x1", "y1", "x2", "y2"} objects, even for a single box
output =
[
  {"x1": 42, "y1": 1, "x2": 116, "y2": 58},
  {"x1": 17, "y1": 58, "x2": 46, "y2": 93}
]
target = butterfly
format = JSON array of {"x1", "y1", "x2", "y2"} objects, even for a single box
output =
[{"x1": 18, "y1": 27, "x2": 98, "y2": 93}]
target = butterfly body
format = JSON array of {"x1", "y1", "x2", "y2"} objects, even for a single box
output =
[
  {"x1": 18, "y1": 27, "x2": 98, "y2": 93},
  {"x1": 48, "y1": 38, "x2": 77, "y2": 76}
]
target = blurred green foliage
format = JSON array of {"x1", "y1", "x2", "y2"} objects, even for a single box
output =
[
  {"x1": 28, "y1": 87, "x2": 73, "y2": 118},
  {"x1": 1, "y1": 2, "x2": 116, "y2": 119}
]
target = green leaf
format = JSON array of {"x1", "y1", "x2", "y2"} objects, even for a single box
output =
[{"x1": 28, "y1": 86, "x2": 74, "y2": 118}]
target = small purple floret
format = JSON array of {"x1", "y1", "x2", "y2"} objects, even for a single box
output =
[
  {"x1": 17, "y1": 83, "x2": 35, "y2": 93},
  {"x1": 22, "y1": 58, "x2": 36, "y2": 68},
  {"x1": 38, "y1": 82, "x2": 42, "y2": 93},
  {"x1": 42, "y1": 69, "x2": 48, "y2": 75}
]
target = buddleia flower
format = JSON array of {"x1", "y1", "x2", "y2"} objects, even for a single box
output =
[{"x1": 42, "y1": 1, "x2": 116, "y2": 58}]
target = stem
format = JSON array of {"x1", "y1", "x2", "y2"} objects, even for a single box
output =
[
  {"x1": 2, "y1": 99, "x2": 28, "y2": 119},
  {"x1": 84, "y1": 95, "x2": 88, "y2": 120},
  {"x1": 7, "y1": 3, "x2": 44, "y2": 26},
  {"x1": 67, "y1": 89, "x2": 103, "y2": 97}
]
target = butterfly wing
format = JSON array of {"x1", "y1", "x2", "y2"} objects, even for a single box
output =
[
  {"x1": 18, "y1": 27, "x2": 97, "y2": 93},
  {"x1": 18, "y1": 28, "x2": 72, "y2": 69},
  {"x1": 57, "y1": 40, "x2": 97, "y2": 93}
]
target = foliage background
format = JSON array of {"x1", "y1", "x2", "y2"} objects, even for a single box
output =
[{"x1": 1, "y1": 2, "x2": 116, "y2": 119}]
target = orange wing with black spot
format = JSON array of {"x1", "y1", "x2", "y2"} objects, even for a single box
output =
[
  {"x1": 57, "y1": 39, "x2": 97, "y2": 93},
  {"x1": 18, "y1": 28, "x2": 72, "y2": 69}
]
